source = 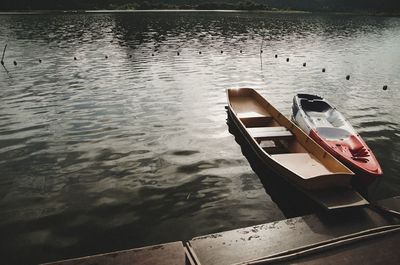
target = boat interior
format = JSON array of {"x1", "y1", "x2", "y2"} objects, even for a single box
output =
[
  {"x1": 228, "y1": 88, "x2": 353, "y2": 181},
  {"x1": 229, "y1": 91, "x2": 305, "y2": 156}
]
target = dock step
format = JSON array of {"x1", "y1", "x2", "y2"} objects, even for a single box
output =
[{"x1": 248, "y1": 126, "x2": 293, "y2": 141}]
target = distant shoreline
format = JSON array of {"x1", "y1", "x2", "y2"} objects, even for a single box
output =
[{"x1": 0, "y1": 9, "x2": 399, "y2": 17}]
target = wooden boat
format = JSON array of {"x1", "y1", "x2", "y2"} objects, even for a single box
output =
[
  {"x1": 226, "y1": 88, "x2": 355, "y2": 191},
  {"x1": 292, "y1": 94, "x2": 383, "y2": 185}
]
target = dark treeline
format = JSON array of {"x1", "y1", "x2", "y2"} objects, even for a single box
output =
[
  {"x1": 265, "y1": 0, "x2": 400, "y2": 13},
  {"x1": 1, "y1": 0, "x2": 400, "y2": 13}
]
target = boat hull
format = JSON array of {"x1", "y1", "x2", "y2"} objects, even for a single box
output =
[
  {"x1": 227, "y1": 88, "x2": 354, "y2": 191},
  {"x1": 291, "y1": 94, "x2": 383, "y2": 185}
]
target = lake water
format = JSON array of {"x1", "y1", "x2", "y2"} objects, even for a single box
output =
[{"x1": 0, "y1": 11, "x2": 399, "y2": 264}]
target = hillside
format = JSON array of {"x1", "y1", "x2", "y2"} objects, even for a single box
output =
[{"x1": 1, "y1": 0, "x2": 400, "y2": 14}]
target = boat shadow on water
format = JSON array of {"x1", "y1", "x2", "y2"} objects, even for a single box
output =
[{"x1": 226, "y1": 111, "x2": 323, "y2": 218}]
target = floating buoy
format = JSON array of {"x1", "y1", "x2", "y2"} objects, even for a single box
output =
[
  {"x1": 151, "y1": 53, "x2": 154, "y2": 56},
  {"x1": 383, "y1": 85, "x2": 388, "y2": 90},
  {"x1": 240, "y1": 50, "x2": 242, "y2": 53},
  {"x1": 275, "y1": 54, "x2": 278, "y2": 58},
  {"x1": 322, "y1": 68, "x2": 326, "y2": 72},
  {"x1": 286, "y1": 58, "x2": 289, "y2": 62},
  {"x1": 177, "y1": 52, "x2": 180, "y2": 56},
  {"x1": 346, "y1": 75, "x2": 350, "y2": 80},
  {"x1": 105, "y1": 55, "x2": 108, "y2": 59},
  {"x1": 39, "y1": 59, "x2": 42, "y2": 63},
  {"x1": 13, "y1": 60, "x2": 17, "y2": 66},
  {"x1": 303, "y1": 63, "x2": 306, "y2": 67},
  {"x1": 74, "y1": 57, "x2": 77, "y2": 60},
  {"x1": 199, "y1": 51, "x2": 202, "y2": 54},
  {"x1": 260, "y1": 50, "x2": 263, "y2": 54},
  {"x1": 221, "y1": 50, "x2": 223, "y2": 54}
]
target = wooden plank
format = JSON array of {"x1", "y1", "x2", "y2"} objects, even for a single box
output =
[
  {"x1": 237, "y1": 111, "x2": 270, "y2": 119},
  {"x1": 248, "y1": 127, "x2": 293, "y2": 140},
  {"x1": 240, "y1": 116, "x2": 273, "y2": 127},
  {"x1": 248, "y1": 126, "x2": 289, "y2": 132},
  {"x1": 188, "y1": 206, "x2": 396, "y2": 265},
  {"x1": 41, "y1": 242, "x2": 186, "y2": 265},
  {"x1": 270, "y1": 153, "x2": 333, "y2": 178},
  {"x1": 306, "y1": 188, "x2": 369, "y2": 210}
]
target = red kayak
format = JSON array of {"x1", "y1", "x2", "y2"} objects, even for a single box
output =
[{"x1": 292, "y1": 94, "x2": 382, "y2": 185}]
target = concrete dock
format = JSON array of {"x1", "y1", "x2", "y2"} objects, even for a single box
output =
[
  {"x1": 42, "y1": 242, "x2": 188, "y2": 265},
  {"x1": 43, "y1": 196, "x2": 400, "y2": 265}
]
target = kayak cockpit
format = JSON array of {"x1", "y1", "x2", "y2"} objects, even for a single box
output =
[{"x1": 300, "y1": 99, "x2": 331, "y2": 112}]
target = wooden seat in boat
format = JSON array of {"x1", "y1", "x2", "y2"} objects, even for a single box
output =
[
  {"x1": 231, "y1": 94, "x2": 273, "y2": 127},
  {"x1": 237, "y1": 111, "x2": 269, "y2": 119},
  {"x1": 270, "y1": 153, "x2": 333, "y2": 179},
  {"x1": 237, "y1": 111, "x2": 272, "y2": 125},
  {"x1": 248, "y1": 126, "x2": 293, "y2": 141}
]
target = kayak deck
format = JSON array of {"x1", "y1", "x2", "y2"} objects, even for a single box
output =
[{"x1": 292, "y1": 93, "x2": 383, "y2": 179}]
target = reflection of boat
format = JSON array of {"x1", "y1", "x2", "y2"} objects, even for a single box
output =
[
  {"x1": 227, "y1": 88, "x2": 368, "y2": 210},
  {"x1": 291, "y1": 94, "x2": 383, "y2": 185}
]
